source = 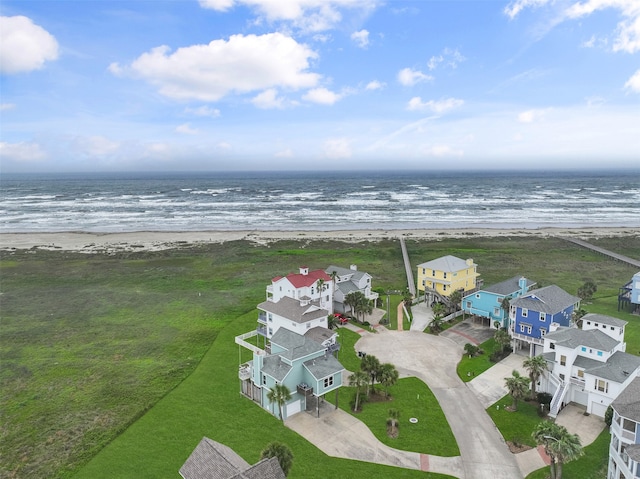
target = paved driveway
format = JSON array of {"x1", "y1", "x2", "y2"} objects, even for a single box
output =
[{"x1": 355, "y1": 331, "x2": 522, "y2": 479}]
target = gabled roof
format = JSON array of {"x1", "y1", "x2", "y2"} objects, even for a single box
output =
[
  {"x1": 179, "y1": 437, "x2": 285, "y2": 479},
  {"x1": 510, "y1": 285, "x2": 579, "y2": 314},
  {"x1": 587, "y1": 351, "x2": 640, "y2": 383},
  {"x1": 326, "y1": 265, "x2": 369, "y2": 282},
  {"x1": 417, "y1": 255, "x2": 473, "y2": 272},
  {"x1": 261, "y1": 355, "x2": 292, "y2": 382},
  {"x1": 258, "y1": 296, "x2": 328, "y2": 323},
  {"x1": 270, "y1": 327, "x2": 325, "y2": 361},
  {"x1": 612, "y1": 377, "x2": 640, "y2": 421},
  {"x1": 581, "y1": 313, "x2": 627, "y2": 328},
  {"x1": 546, "y1": 326, "x2": 620, "y2": 352},
  {"x1": 304, "y1": 353, "x2": 345, "y2": 380},
  {"x1": 304, "y1": 326, "x2": 337, "y2": 345},
  {"x1": 480, "y1": 276, "x2": 535, "y2": 296},
  {"x1": 273, "y1": 269, "x2": 330, "y2": 288}
]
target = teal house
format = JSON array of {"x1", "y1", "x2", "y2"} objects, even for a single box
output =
[
  {"x1": 462, "y1": 276, "x2": 536, "y2": 329},
  {"x1": 236, "y1": 327, "x2": 344, "y2": 420}
]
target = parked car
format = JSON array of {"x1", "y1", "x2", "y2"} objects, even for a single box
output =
[{"x1": 333, "y1": 313, "x2": 349, "y2": 324}]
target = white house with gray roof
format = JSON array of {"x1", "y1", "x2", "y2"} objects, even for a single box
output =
[
  {"x1": 326, "y1": 264, "x2": 379, "y2": 314},
  {"x1": 539, "y1": 314, "x2": 640, "y2": 418},
  {"x1": 236, "y1": 327, "x2": 345, "y2": 420},
  {"x1": 608, "y1": 377, "x2": 640, "y2": 479}
]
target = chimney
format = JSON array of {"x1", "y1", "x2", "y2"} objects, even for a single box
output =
[
  {"x1": 350, "y1": 264, "x2": 357, "y2": 271},
  {"x1": 300, "y1": 266, "x2": 309, "y2": 275},
  {"x1": 519, "y1": 277, "x2": 527, "y2": 294}
]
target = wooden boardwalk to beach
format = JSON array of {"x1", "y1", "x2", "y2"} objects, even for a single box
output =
[
  {"x1": 561, "y1": 237, "x2": 640, "y2": 268},
  {"x1": 399, "y1": 236, "x2": 416, "y2": 296}
]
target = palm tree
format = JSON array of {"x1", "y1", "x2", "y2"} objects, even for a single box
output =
[
  {"x1": 349, "y1": 370, "x2": 369, "y2": 411},
  {"x1": 316, "y1": 278, "x2": 325, "y2": 308},
  {"x1": 532, "y1": 421, "x2": 583, "y2": 479},
  {"x1": 448, "y1": 289, "x2": 462, "y2": 314},
  {"x1": 504, "y1": 369, "x2": 530, "y2": 411},
  {"x1": 494, "y1": 328, "x2": 511, "y2": 354},
  {"x1": 261, "y1": 441, "x2": 294, "y2": 477},
  {"x1": 361, "y1": 354, "x2": 381, "y2": 395},
  {"x1": 387, "y1": 408, "x2": 400, "y2": 438},
  {"x1": 266, "y1": 383, "x2": 291, "y2": 423},
  {"x1": 377, "y1": 362, "x2": 399, "y2": 397},
  {"x1": 329, "y1": 270, "x2": 339, "y2": 292},
  {"x1": 523, "y1": 354, "x2": 548, "y2": 399}
]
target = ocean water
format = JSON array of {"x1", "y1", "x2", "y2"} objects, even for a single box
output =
[{"x1": 1, "y1": 170, "x2": 639, "y2": 232}]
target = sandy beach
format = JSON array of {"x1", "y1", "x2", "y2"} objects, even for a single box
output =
[{"x1": 1, "y1": 227, "x2": 638, "y2": 253}]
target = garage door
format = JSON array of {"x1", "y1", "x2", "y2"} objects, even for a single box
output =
[
  {"x1": 286, "y1": 400, "x2": 301, "y2": 418},
  {"x1": 573, "y1": 390, "x2": 588, "y2": 407},
  {"x1": 591, "y1": 401, "x2": 608, "y2": 417}
]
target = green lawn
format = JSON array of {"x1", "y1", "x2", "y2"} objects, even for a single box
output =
[
  {"x1": 336, "y1": 327, "x2": 363, "y2": 372},
  {"x1": 525, "y1": 427, "x2": 610, "y2": 479},
  {"x1": 456, "y1": 338, "x2": 501, "y2": 382},
  {"x1": 2, "y1": 235, "x2": 638, "y2": 478},
  {"x1": 330, "y1": 377, "x2": 460, "y2": 457},
  {"x1": 74, "y1": 310, "x2": 453, "y2": 479},
  {"x1": 487, "y1": 395, "x2": 546, "y2": 447}
]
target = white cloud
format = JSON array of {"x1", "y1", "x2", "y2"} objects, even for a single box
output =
[
  {"x1": 517, "y1": 108, "x2": 549, "y2": 123},
  {"x1": 199, "y1": 0, "x2": 379, "y2": 33},
  {"x1": 303, "y1": 87, "x2": 342, "y2": 104},
  {"x1": 625, "y1": 69, "x2": 640, "y2": 92},
  {"x1": 323, "y1": 137, "x2": 351, "y2": 158},
  {"x1": 73, "y1": 136, "x2": 121, "y2": 156},
  {"x1": 108, "y1": 62, "x2": 124, "y2": 76},
  {"x1": 406, "y1": 97, "x2": 464, "y2": 113},
  {"x1": 0, "y1": 141, "x2": 47, "y2": 162},
  {"x1": 425, "y1": 145, "x2": 464, "y2": 157},
  {"x1": 582, "y1": 35, "x2": 596, "y2": 48},
  {"x1": 275, "y1": 148, "x2": 294, "y2": 158},
  {"x1": 121, "y1": 33, "x2": 320, "y2": 102},
  {"x1": 1, "y1": 103, "x2": 16, "y2": 111},
  {"x1": 0, "y1": 16, "x2": 59, "y2": 74},
  {"x1": 397, "y1": 67, "x2": 433, "y2": 86},
  {"x1": 176, "y1": 123, "x2": 199, "y2": 134},
  {"x1": 251, "y1": 88, "x2": 286, "y2": 109},
  {"x1": 506, "y1": 0, "x2": 640, "y2": 54},
  {"x1": 365, "y1": 80, "x2": 384, "y2": 90},
  {"x1": 185, "y1": 105, "x2": 221, "y2": 117},
  {"x1": 351, "y1": 29, "x2": 370, "y2": 48},
  {"x1": 427, "y1": 48, "x2": 466, "y2": 70},
  {"x1": 504, "y1": 0, "x2": 552, "y2": 20}
]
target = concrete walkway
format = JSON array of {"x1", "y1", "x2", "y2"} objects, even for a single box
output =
[
  {"x1": 409, "y1": 302, "x2": 433, "y2": 332},
  {"x1": 355, "y1": 331, "x2": 522, "y2": 479}
]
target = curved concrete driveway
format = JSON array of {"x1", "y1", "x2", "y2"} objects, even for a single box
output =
[{"x1": 355, "y1": 330, "x2": 522, "y2": 479}]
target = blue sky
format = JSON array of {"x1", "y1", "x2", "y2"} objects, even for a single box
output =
[{"x1": 1, "y1": 0, "x2": 639, "y2": 172}]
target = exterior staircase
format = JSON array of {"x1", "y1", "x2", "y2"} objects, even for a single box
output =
[{"x1": 549, "y1": 382, "x2": 567, "y2": 418}]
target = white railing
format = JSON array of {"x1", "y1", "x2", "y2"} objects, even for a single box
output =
[{"x1": 510, "y1": 332, "x2": 544, "y2": 346}]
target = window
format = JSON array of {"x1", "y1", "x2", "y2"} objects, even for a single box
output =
[
  {"x1": 262, "y1": 374, "x2": 267, "y2": 385},
  {"x1": 597, "y1": 351, "x2": 603, "y2": 357},
  {"x1": 268, "y1": 328, "x2": 273, "y2": 336},
  {"x1": 522, "y1": 308, "x2": 528, "y2": 318},
  {"x1": 268, "y1": 313, "x2": 273, "y2": 322},
  {"x1": 520, "y1": 324, "x2": 532, "y2": 334},
  {"x1": 596, "y1": 379, "x2": 608, "y2": 393},
  {"x1": 586, "y1": 321, "x2": 591, "y2": 325},
  {"x1": 602, "y1": 324, "x2": 606, "y2": 329},
  {"x1": 432, "y1": 270, "x2": 436, "y2": 277},
  {"x1": 581, "y1": 346, "x2": 586, "y2": 352},
  {"x1": 422, "y1": 268, "x2": 425, "y2": 275},
  {"x1": 577, "y1": 369, "x2": 584, "y2": 378},
  {"x1": 550, "y1": 343, "x2": 555, "y2": 350},
  {"x1": 466, "y1": 301, "x2": 472, "y2": 308},
  {"x1": 324, "y1": 376, "x2": 334, "y2": 388},
  {"x1": 622, "y1": 418, "x2": 636, "y2": 434},
  {"x1": 476, "y1": 294, "x2": 481, "y2": 298},
  {"x1": 306, "y1": 322, "x2": 311, "y2": 329},
  {"x1": 559, "y1": 373, "x2": 565, "y2": 381},
  {"x1": 443, "y1": 285, "x2": 447, "y2": 291},
  {"x1": 540, "y1": 328, "x2": 546, "y2": 337},
  {"x1": 494, "y1": 308, "x2": 501, "y2": 316},
  {"x1": 560, "y1": 355, "x2": 566, "y2": 366},
  {"x1": 539, "y1": 312, "x2": 546, "y2": 322},
  {"x1": 443, "y1": 272, "x2": 447, "y2": 279}
]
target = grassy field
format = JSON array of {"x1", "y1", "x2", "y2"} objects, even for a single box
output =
[
  {"x1": 456, "y1": 337, "x2": 500, "y2": 382},
  {"x1": 331, "y1": 377, "x2": 460, "y2": 457},
  {"x1": 1, "y1": 235, "x2": 638, "y2": 478},
  {"x1": 487, "y1": 395, "x2": 546, "y2": 448}
]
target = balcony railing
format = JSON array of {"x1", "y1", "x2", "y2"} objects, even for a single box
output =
[
  {"x1": 257, "y1": 325, "x2": 267, "y2": 337},
  {"x1": 327, "y1": 342, "x2": 341, "y2": 353},
  {"x1": 510, "y1": 332, "x2": 544, "y2": 346},
  {"x1": 239, "y1": 364, "x2": 252, "y2": 380},
  {"x1": 258, "y1": 312, "x2": 267, "y2": 324},
  {"x1": 570, "y1": 376, "x2": 585, "y2": 387}
]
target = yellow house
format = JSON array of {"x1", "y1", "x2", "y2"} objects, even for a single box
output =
[{"x1": 416, "y1": 255, "x2": 479, "y2": 299}]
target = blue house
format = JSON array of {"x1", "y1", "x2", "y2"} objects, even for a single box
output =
[
  {"x1": 236, "y1": 327, "x2": 344, "y2": 420},
  {"x1": 462, "y1": 276, "x2": 536, "y2": 329},
  {"x1": 619, "y1": 271, "x2": 640, "y2": 314},
  {"x1": 509, "y1": 284, "x2": 580, "y2": 356}
]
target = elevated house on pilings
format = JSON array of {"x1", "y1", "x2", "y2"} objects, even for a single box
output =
[{"x1": 619, "y1": 271, "x2": 640, "y2": 314}]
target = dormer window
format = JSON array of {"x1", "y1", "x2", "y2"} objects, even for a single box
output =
[{"x1": 522, "y1": 308, "x2": 528, "y2": 318}]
